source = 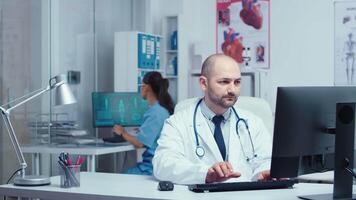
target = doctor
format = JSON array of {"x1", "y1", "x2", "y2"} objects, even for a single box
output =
[{"x1": 152, "y1": 54, "x2": 272, "y2": 184}]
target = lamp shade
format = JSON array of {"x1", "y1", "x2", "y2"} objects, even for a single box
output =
[{"x1": 54, "y1": 74, "x2": 76, "y2": 106}]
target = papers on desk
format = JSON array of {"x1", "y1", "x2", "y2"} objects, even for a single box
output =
[
  {"x1": 54, "y1": 129, "x2": 88, "y2": 137},
  {"x1": 298, "y1": 170, "x2": 356, "y2": 184},
  {"x1": 297, "y1": 171, "x2": 334, "y2": 184},
  {"x1": 74, "y1": 138, "x2": 99, "y2": 145},
  {"x1": 51, "y1": 136, "x2": 104, "y2": 146}
]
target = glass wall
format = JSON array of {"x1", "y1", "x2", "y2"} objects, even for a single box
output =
[
  {"x1": 0, "y1": 0, "x2": 135, "y2": 183},
  {"x1": 0, "y1": 0, "x2": 49, "y2": 183},
  {"x1": 50, "y1": 0, "x2": 96, "y2": 135},
  {"x1": 50, "y1": 0, "x2": 133, "y2": 134}
]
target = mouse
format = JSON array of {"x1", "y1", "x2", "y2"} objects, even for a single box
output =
[{"x1": 157, "y1": 181, "x2": 174, "y2": 191}]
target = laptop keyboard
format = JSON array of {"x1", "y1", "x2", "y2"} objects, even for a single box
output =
[{"x1": 188, "y1": 179, "x2": 297, "y2": 193}]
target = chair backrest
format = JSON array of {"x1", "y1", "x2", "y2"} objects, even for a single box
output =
[
  {"x1": 174, "y1": 96, "x2": 274, "y2": 135},
  {"x1": 174, "y1": 97, "x2": 200, "y2": 114},
  {"x1": 235, "y1": 96, "x2": 274, "y2": 135}
]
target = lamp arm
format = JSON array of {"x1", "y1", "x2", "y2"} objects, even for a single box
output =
[
  {"x1": 1, "y1": 87, "x2": 46, "y2": 108},
  {"x1": 3, "y1": 79, "x2": 65, "y2": 113},
  {"x1": 0, "y1": 108, "x2": 27, "y2": 177},
  {"x1": 6, "y1": 85, "x2": 51, "y2": 113},
  {"x1": 0, "y1": 80, "x2": 64, "y2": 177}
]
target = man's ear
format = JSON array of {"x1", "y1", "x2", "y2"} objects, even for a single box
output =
[{"x1": 199, "y1": 76, "x2": 208, "y2": 91}]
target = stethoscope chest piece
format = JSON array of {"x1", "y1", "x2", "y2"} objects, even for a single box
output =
[{"x1": 196, "y1": 146, "x2": 205, "y2": 157}]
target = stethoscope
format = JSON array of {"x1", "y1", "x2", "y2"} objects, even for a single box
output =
[{"x1": 193, "y1": 98, "x2": 257, "y2": 162}]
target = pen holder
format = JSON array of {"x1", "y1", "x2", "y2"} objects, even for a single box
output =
[{"x1": 59, "y1": 164, "x2": 80, "y2": 188}]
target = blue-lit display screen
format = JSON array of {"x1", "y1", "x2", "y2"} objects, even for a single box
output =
[{"x1": 92, "y1": 92, "x2": 149, "y2": 127}]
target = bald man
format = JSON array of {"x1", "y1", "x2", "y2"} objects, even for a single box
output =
[{"x1": 153, "y1": 54, "x2": 272, "y2": 184}]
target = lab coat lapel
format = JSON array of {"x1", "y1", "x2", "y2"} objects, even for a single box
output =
[
  {"x1": 195, "y1": 109, "x2": 223, "y2": 161},
  {"x1": 228, "y1": 114, "x2": 240, "y2": 162}
]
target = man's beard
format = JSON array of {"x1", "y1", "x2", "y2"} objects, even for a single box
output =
[{"x1": 208, "y1": 90, "x2": 237, "y2": 109}]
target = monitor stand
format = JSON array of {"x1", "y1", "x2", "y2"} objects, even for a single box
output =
[{"x1": 299, "y1": 103, "x2": 356, "y2": 200}]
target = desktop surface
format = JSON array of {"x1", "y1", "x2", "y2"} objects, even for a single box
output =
[
  {"x1": 0, "y1": 172, "x2": 354, "y2": 200},
  {"x1": 21, "y1": 143, "x2": 134, "y2": 155},
  {"x1": 92, "y1": 92, "x2": 149, "y2": 127}
]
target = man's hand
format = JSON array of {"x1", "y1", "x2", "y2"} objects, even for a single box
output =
[
  {"x1": 257, "y1": 170, "x2": 290, "y2": 181},
  {"x1": 257, "y1": 170, "x2": 271, "y2": 181},
  {"x1": 113, "y1": 125, "x2": 125, "y2": 136},
  {"x1": 205, "y1": 162, "x2": 241, "y2": 183}
]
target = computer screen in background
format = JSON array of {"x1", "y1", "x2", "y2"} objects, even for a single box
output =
[
  {"x1": 92, "y1": 92, "x2": 149, "y2": 127},
  {"x1": 271, "y1": 86, "x2": 356, "y2": 179}
]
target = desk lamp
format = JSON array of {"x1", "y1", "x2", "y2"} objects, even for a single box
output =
[{"x1": 0, "y1": 74, "x2": 76, "y2": 186}]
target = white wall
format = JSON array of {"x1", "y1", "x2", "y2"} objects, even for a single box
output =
[
  {"x1": 266, "y1": 0, "x2": 334, "y2": 110},
  {"x1": 158, "y1": 0, "x2": 335, "y2": 110},
  {"x1": 0, "y1": 0, "x2": 46, "y2": 183},
  {"x1": 180, "y1": 0, "x2": 216, "y2": 101}
]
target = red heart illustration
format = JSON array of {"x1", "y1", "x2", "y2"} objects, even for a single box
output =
[
  {"x1": 240, "y1": 0, "x2": 263, "y2": 30},
  {"x1": 221, "y1": 28, "x2": 244, "y2": 63}
]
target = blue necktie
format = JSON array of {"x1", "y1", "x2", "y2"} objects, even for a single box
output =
[{"x1": 212, "y1": 115, "x2": 226, "y2": 160}]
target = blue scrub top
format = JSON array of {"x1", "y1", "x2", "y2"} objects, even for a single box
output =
[{"x1": 135, "y1": 101, "x2": 170, "y2": 174}]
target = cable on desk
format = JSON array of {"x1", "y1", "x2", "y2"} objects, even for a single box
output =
[
  {"x1": 6, "y1": 168, "x2": 22, "y2": 184},
  {"x1": 4, "y1": 168, "x2": 21, "y2": 200}
]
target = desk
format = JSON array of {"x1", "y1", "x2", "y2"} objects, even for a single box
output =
[
  {"x1": 0, "y1": 172, "x2": 354, "y2": 200},
  {"x1": 22, "y1": 143, "x2": 135, "y2": 173}
]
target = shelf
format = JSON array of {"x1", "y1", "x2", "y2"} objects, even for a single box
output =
[
  {"x1": 190, "y1": 69, "x2": 201, "y2": 76},
  {"x1": 166, "y1": 50, "x2": 178, "y2": 53},
  {"x1": 162, "y1": 15, "x2": 179, "y2": 102},
  {"x1": 165, "y1": 75, "x2": 178, "y2": 79},
  {"x1": 138, "y1": 68, "x2": 164, "y2": 72}
]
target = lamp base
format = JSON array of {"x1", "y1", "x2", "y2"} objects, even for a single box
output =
[{"x1": 13, "y1": 175, "x2": 50, "y2": 186}]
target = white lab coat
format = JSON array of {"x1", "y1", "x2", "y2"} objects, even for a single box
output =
[{"x1": 152, "y1": 101, "x2": 272, "y2": 185}]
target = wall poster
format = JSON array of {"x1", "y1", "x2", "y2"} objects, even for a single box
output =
[
  {"x1": 335, "y1": 1, "x2": 356, "y2": 85},
  {"x1": 217, "y1": 0, "x2": 270, "y2": 69}
]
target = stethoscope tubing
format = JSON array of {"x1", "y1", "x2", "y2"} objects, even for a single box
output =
[{"x1": 193, "y1": 98, "x2": 257, "y2": 161}]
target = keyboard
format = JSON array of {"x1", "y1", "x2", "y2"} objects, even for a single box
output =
[{"x1": 188, "y1": 179, "x2": 297, "y2": 193}]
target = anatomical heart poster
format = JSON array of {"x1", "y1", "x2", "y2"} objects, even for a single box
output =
[
  {"x1": 217, "y1": 0, "x2": 270, "y2": 69},
  {"x1": 334, "y1": 1, "x2": 356, "y2": 85}
]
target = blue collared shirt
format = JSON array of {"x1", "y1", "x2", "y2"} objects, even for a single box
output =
[{"x1": 200, "y1": 100, "x2": 232, "y2": 159}]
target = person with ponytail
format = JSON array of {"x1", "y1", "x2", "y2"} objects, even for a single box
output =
[{"x1": 113, "y1": 71, "x2": 174, "y2": 175}]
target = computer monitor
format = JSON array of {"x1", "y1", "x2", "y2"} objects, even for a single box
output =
[
  {"x1": 271, "y1": 86, "x2": 356, "y2": 179},
  {"x1": 92, "y1": 92, "x2": 149, "y2": 127}
]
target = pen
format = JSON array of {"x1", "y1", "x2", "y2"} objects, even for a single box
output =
[
  {"x1": 65, "y1": 153, "x2": 72, "y2": 166},
  {"x1": 59, "y1": 153, "x2": 67, "y2": 166},
  {"x1": 76, "y1": 155, "x2": 85, "y2": 165}
]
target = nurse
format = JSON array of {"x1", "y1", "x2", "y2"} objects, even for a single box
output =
[
  {"x1": 153, "y1": 54, "x2": 272, "y2": 184},
  {"x1": 113, "y1": 71, "x2": 174, "y2": 175}
]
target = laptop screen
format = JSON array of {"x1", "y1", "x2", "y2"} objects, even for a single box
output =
[{"x1": 92, "y1": 92, "x2": 149, "y2": 127}]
